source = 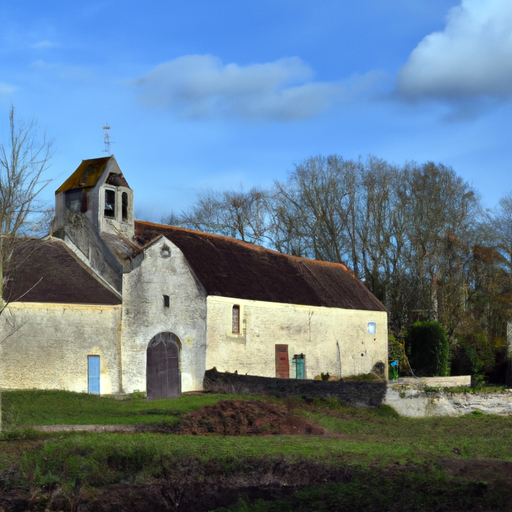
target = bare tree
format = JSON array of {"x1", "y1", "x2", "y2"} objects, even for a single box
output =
[
  {"x1": 273, "y1": 155, "x2": 359, "y2": 267},
  {"x1": 0, "y1": 105, "x2": 52, "y2": 308},
  {"x1": 165, "y1": 186, "x2": 272, "y2": 245},
  {"x1": 400, "y1": 162, "x2": 480, "y2": 326},
  {"x1": 474, "y1": 194, "x2": 512, "y2": 345},
  {"x1": 0, "y1": 105, "x2": 52, "y2": 430}
]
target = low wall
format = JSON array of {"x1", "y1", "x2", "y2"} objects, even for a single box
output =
[
  {"x1": 204, "y1": 369, "x2": 512, "y2": 417},
  {"x1": 203, "y1": 368, "x2": 386, "y2": 408},
  {"x1": 395, "y1": 376, "x2": 471, "y2": 387},
  {"x1": 385, "y1": 385, "x2": 512, "y2": 417}
]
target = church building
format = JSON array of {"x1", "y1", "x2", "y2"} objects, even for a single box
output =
[{"x1": 0, "y1": 156, "x2": 388, "y2": 398}]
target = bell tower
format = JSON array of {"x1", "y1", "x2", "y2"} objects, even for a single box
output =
[
  {"x1": 53, "y1": 156, "x2": 135, "y2": 293},
  {"x1": 54, "y1": 155, "x2": 134, "y2": 240}
]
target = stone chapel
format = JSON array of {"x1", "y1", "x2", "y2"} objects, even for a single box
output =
[{"x1": 0, "y1": 156, "x2": 388, "y2": 398}]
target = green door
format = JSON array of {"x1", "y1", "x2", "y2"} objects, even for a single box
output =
[{"x1": 294, "y1": 354, "x2": 305, "y2": 379}]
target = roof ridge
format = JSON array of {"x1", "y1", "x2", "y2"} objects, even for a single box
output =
[{"x1": 134, "y1": 220, "x2": 351, "y2": 272}]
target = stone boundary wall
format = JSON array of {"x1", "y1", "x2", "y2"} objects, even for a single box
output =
[
  {"x1": 204, "y1": 369, "x2": 512, "y2": 417},
  {"x1": 385, "y1": 385, "x2": 512, "y2": 417},
  {"x1": 395, "y1": 376, "x2": 471, "y2": 387},
  {"x1": 203, "y1": 368, "x2": 386, "y2": 408}
]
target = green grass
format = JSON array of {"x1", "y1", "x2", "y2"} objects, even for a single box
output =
[
  {"x1": 212, "y1": 476, "x2": 509, "y2": 512},
  {"x1": 300, "y1": 400, "x2": 512, "y2": 461},
  {"x1": 1, "y1": 389, "x2": 233, "y2": 427},
  {"x1": 2, "y1": 390, "x2": 512, "y2": 510}
]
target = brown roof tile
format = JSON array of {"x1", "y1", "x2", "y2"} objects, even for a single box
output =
[
  {"x1": 4, "y1": 238, "x2": 121, "y2": 305},
  {"x1": 134, "y1": 221, "x2": 386, "y2": 312}
]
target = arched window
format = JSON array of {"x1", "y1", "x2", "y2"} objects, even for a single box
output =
[
  {"x1": 122, "y1": 192, "x2": 128, "y2": 221},
  {"x1": 104, "y1": 189, "x2": 115, "y2": 218}
]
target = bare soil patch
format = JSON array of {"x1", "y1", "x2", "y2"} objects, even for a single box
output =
[{"x1": 171, "y1": 399, "x2": 325, "y2": 436}]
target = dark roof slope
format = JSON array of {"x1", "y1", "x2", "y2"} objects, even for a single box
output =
[
  {"x1": 4, "y1": 238, "x2": 121, "y2": 305},
  {"x1": 55, "y1": 156, "x2": 111, "y2": 193},
  {"x1": 135, "y1": 221, "x2": 386, "y2": 312}
]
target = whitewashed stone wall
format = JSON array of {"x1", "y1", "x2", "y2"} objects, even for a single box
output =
[
  {"x1": 205, "y1": 296, "x2": 388, "y2": 380},
  {"x1": 0, "y1": 302, "x2": 122, "y2": 393},
  {"x1": 120, "y1": 237, "x2": 207, "y2": 393},
  {"x1": 385, "y1": 386, "x2": 512, "y2": 417}
]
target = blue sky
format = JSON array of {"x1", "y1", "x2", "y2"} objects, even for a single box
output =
[{"x1": 1, "y1": 0, "x2": 511, "y2": 221}]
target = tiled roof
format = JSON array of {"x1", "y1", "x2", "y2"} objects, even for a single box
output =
[
  {"x1": 3, "y1": 238, "x2": 121, "y2": 305},
  {"x1": 134, "y1": 221, "x2": 386, "y2": 312},
  {"x1": 101, "y1": 232, "x2": 143, "y2": 262}
]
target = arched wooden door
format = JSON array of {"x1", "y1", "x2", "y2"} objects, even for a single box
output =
[{"x1": 146, "y1": 332, "x2": 181, "y2": 399}]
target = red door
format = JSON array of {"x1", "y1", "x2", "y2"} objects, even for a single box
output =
[{"x1": 275, "y1": 344, "x2": 289, "y2": 378}]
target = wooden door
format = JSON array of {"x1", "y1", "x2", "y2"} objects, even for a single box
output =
[
  {"x1": 146, "y1": 332, "x2": 181, "y2": 399},
  {"x1": 88, "y1": 355, "x2": 100, "y2": 394},
  {"x1": 275, "y1": 344, "x2": 289, "y2": 378},
  {"x1": 294, "y1": 354, "x2": 305, "y2": 379}
]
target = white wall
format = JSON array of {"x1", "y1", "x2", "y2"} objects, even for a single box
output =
[
  {"x1": 206, "y1": 296, "x2": 388, "y2": 380},
  {"x1": 0, "y1": 302, "x2": 122, "y2": 393},
  {"x1": 385, "y1": 387, "x2": 512, "y2": 417},
  {"x1": 120, "y1": 237, "x2": 207, "y2": 393}
]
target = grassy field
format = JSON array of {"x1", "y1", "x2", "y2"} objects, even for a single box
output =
[
  {"x1": 1, "y1": 390, "x2": 512, "y2": 511},
  {"x1": 1, "y1": 389, "x2": 230, "y2": 427}
]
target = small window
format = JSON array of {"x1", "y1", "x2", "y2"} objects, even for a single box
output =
[
  {"x1": 368, "y1": 322, "x2": 377, "y2": 335},
  {"x1": 122, "y1": 192, "x2": 128, "y2": 221},
  {"x1": 163, "y1": 295, "x2": 170, "y2": 308},
  {"x1": 104, "y1": 189, "x2": 116, "y2": 218},
  {"x1": 232, "y1": 305, "x2": 240, "y2": 334}
]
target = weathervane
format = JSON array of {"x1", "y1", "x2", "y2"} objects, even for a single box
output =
[{"x1": 103, "y1": 123, "x2": 114, "y2": 154}]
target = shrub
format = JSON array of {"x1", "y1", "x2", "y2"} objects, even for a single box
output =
[
  {"x1": 451, "y1": 330, "x2": 494, "y2": 376},
  {"x1": 343, "y1": 373, "x2": 383, "y2": 382},
  {"x1": 406, "y1": 321, "x2": 449, "y2": 377}
]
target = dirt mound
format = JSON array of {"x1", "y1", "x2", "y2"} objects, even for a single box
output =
[{"x1": 173, "y1": 399, "x2": 325, "y2": 436}]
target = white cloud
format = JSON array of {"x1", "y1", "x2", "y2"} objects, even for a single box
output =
[
  {"x1": 31, "y1": 40, "x2": 55, "y2": 49},
  {"x1": 133, "y1": 55, "x2": 345, "y2": 121},
  {"x1": 30, "y1": 60, "x2": 93, "y2": 82},
  {"x1": 30, "y1": 59, "x2": 58, "y2": 70},
  {"x1": 0, "y1": 82, "x2": 17, "y2": 95},
  {"x1": 397, "y1": 0, "x2": 512, "y2": 101}
]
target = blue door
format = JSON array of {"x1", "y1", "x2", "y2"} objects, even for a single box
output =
[{"x1": 88, "y1": 355, "x2": 100, "y2": 394}]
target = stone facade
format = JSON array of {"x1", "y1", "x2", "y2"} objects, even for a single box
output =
[
  {"x1": 0, "y1": 302, "x2": 122, "y2": 394},
  {"x1": 206, "y1": 296, "x2": 388, "y2": 380},
  {"x1": 120, "y1": 238, "x2": 207, "y2": 393}
]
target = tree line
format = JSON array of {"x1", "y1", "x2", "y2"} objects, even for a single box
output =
[{"x1": 165, "y1": 155, "x2": 512, "y2": 379}]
